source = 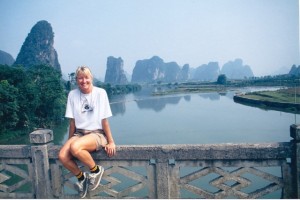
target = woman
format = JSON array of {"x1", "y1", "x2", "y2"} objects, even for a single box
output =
[{"x1": 59, "y1": 66, "x2": 116, "y2": 198}]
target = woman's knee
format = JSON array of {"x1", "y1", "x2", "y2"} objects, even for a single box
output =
[
  {"x1": 58, "y1": 149, "x2": 66, "y2": 163},
  {"x1": 58, "y1": 147, "x2": 71, "y2": 163},
  {"x1": 69, "y1": 141, "x2": 82, "y2": 157}
]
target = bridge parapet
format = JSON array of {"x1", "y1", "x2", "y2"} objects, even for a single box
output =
[{"x1": 0, "y1": 126, "x2": 299, "y2": 198}]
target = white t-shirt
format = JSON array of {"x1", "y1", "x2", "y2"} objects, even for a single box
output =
[{"x1": 65, "y1": 87, "x2": 112, "y2": 130}]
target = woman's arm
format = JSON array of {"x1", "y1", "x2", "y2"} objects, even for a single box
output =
[
  {"x1": 68, "y1": 118, "x2": 76, "y2": 139},
  {"x1": 102, "y1": 118, "x2": 116, "y2": 157}
]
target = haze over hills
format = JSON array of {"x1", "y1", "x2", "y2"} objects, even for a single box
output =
[
  {"x1": 221, "y1": 58, "x2": 254, "y2": 79},
  {"x1": 288, "y1": 64, "x2": 300, "y2": 76},
  {"x1": 130, "y1": 56, "x2": 254, "y2": 83},
  {"x1": 0, "y1": 50, "x2": 15, "y2": 65},
  {"x1": 192, "y1": 62, "x2": 220, "y2": 82},
  {"x1": 0, "y1": 20, "x2": 297, "y2": 84},
  {"x1": 104, "y1": 56, "x2": 128, "y2": 84},
  {"x1": 131, "y1": 56, "x2": 189, "y2": 83},
  {"x1": 0, "y1": 0, "x2": 298, "y2": 81}
]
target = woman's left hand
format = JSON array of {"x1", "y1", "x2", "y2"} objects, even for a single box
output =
[{"x1": 104, "y1": 142, "x2": 116, "y2": 157}]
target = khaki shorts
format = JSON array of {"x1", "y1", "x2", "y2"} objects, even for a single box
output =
[{"x1": 73, "y1": 129, "x2": 108, "y2": 151}]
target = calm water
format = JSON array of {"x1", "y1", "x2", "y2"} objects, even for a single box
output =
[{"x1": 56, "y1": 86, "x2": 298, "y2": 145}]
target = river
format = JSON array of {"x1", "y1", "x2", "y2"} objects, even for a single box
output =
[
  {"x1": 103, "y1": 86, "x2": 296, "y2": 145},
  {"x1": 45, "y1": 86, "x2": 300, "y2": 145},
  {"x1": 6, "y1": 86, "x2": 297, "y2": 146}
]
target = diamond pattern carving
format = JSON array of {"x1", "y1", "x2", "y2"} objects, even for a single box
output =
[
  {"x1": 179, "y1": 166, "x2": 283, "y2": 199},
  {"x1": 0, "y1": 159, "x2": 33, "y2": 198},
  {"x1": 60, "y1": 162, "x2": 152, "y2": 198},
  {"x1": 90, "y1": 165, "x2": 150, "y2": 198}
]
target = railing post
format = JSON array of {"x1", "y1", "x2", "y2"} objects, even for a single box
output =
[
  {"x1": 29, "y1": 129, "x2": 53, "y2": 199},
  {"x1": 155, "y1": 158, "x2": 170, "y2": 198},
  {"x1": 290, "y1": 124, "x2": 300, "y2": 198}
]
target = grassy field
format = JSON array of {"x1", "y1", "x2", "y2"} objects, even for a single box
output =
[{"x1": 243, "y1": 87, "x2": 300, "y2": 104}]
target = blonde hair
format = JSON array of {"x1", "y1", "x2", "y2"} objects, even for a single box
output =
[{"x1": 75, "y1": 66, "x2": 93, "y2": 80}]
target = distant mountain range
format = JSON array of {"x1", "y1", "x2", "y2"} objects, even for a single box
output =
[
  {"x1": 192, "y1": 62, "x2": 219, "y2": 81},
  {"x1": 131, "y1": 56, "x2": 189, "y2": 83},
  {"x1": 221, "y1": 58, "x2": 254, "y2": 79},
  {"x1": 0, "y1": 20, "x2": 297, "y2": 84},
  {"x1": 130, "y1": 56, "x2": 254, "y2": 83}
]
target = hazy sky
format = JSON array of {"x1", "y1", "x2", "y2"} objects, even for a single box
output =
[{"x1": 0, "y1": 0, "x2": 299, "y2": 79}]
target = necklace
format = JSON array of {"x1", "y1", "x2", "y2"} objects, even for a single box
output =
[{"x1": 80, "y1": 90, "x2": 94, "y2": 113}]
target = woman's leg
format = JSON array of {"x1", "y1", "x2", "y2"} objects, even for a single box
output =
[
  {"x1": 69, "y1": 134, "x2": 98, "y2": 169},
  {"x1": 58, "y1": 136, "x2": 82, "y2": 175}
]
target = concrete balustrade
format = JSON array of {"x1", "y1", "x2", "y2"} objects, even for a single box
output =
[{"x1": 0, "y1": 125, "x2": 299, "y2": 198}]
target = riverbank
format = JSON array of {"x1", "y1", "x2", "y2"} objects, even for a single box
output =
[
  {"x1": 151, "y1": 76, "x2": 300, "y2": 96},
  {"x1": 152, "y1": 81, "x2": 300, "y2": 114},
  {"x1": 152, "y1": 83, "x2": 227, "y2": 95},
  {"x1": 233, "y1": 87, "x2": 300, "y2": 114}
]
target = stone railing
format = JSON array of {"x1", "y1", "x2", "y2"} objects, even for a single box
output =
[{"x1": 0, "y1": 125, "x2": 299, "y2": 199}]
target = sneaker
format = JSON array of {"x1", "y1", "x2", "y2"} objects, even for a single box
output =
[
  {"x1": 88, "y1": 165, "x2": 104, "y2": 191},
  {"x1": 75, "y1": 172, "x2": 88, "y2": 198}
]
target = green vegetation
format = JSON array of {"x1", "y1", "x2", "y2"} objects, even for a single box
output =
[
  {"x1": 95, "y1": 82, "x2": 142, "y2": 96},
  {"x1": 152, "y1": 74, "x2": 300, "y2": 96},
  {"x1": 234, "y1": 88, "x2": 300, "y2": 114},
  {"x1": 152, "y1": 83, "x2": 226, "y2": 96},
  {"x1": 66, "y1": 73, "x2": 142, "y2": 97},
  {"x1": 0, "y1": 64, "x2": 66, "y2": 139},
  {"x1": 0, "y1": 65, "x2": 141, "y2": 142},
  {"x1": 217, "y1": 74, "x2": 227, "y2": 85},
  {"x1": 243, "y1": 88, "x2": 300, "y2": 104}
]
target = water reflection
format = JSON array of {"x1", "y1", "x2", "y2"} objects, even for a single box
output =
[
  {"x1": 110, "y1": 87, "x2": 196, "y2": 113},
  {"x1": 135, "y1": 96, "x2": 182, "y2": 112},
  {"x1": 110, "y1": 94, "x2": 126, "y2": 116},
  {"x1": 199, "y1": 93, "x2": 220, "y2": 101},
  {"x1": 110, "y1": 86, "x2": 283, "y2": 115},
  {"x1": 111, "y1": 94, "x2": 193, "y2": 113},
  {"x1": 184, "y1": 95, "x2": 191, "y2": 102}
]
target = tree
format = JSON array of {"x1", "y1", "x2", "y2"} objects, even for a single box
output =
[
  {"x1": 0, "y1": 65, "x2": 29, "y2": 129},
  {"x1": 0, "y1": 80, "x2": 19, "y2": 134},
  {"x1": 0, "y1": 64, "x2": 66, "y2": 133},
  {"x1": 26, "y1": 65, "x2": 66, "y2": 127},
  {"x1": 66, "y1": 72, "x2": 76, "y2": 91},
  {"x1": 217, "y1": 74, "x2": 227, "y2": 85}
]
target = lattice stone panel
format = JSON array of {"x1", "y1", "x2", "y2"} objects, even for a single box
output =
[
  {"x1": 0, "y1": 159, "x2": 34, "y2": 199},
  {"x1": 177, "y1": 161, "x2": 285, "y2": 199},
  {"x1": 55, "y1": 160, "x2": 155, "y2": 199}
]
